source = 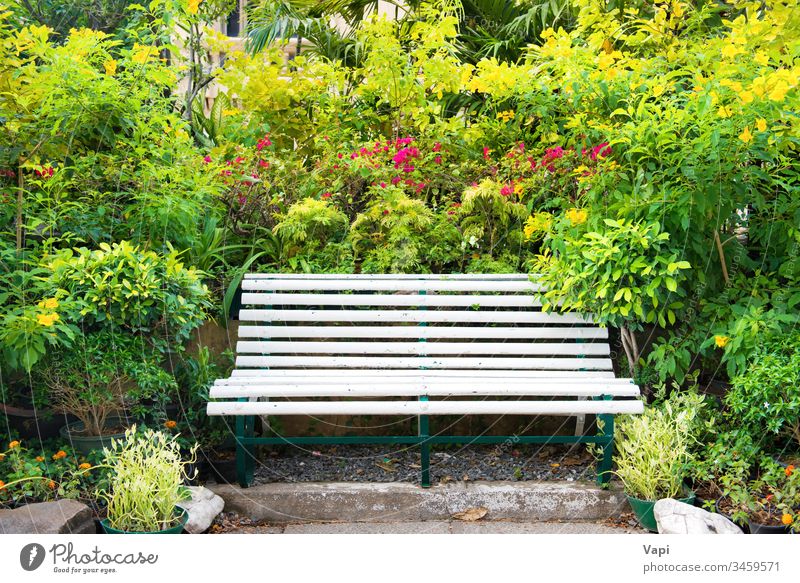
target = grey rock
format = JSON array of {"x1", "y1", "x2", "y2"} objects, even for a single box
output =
[
  {"x1": 0, "y1": 499, "x2": 95, "y2": 534},
  {"x1": 654, "y1": 499, "x2": 742, "y2": 534},
  {"x1": 177, "y1": 486, "x2": 225, "y2": 533}
]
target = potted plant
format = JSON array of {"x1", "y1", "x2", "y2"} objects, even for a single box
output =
[
  {"x1": 98, "y1": 426, "x2": 197, "y2": 534},
  {"x1": 41, "y1": 332, "x2": 178, "y2": 455},
  {"x1": 613, "y1": 392, "x2": 701, "y2": 532}
]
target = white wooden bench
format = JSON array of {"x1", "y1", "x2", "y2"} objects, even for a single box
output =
[{"x1": 206, "y1": 273, "x2": 644, "y2": 487}]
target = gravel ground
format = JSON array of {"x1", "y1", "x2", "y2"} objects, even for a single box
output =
[{"x1": 252, "y1": 443, "x2": 596, "y2": 485}]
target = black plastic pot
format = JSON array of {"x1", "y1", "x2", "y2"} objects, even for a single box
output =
[
  {"x1": 748, "y1": 520, "x2": 791, "y2": 534},
  {"x1": 197, "y1": 451, "x2": 237, "y2": 483},
  {"x1": 3, "y1": 405, "x2": 74, "y2": 440}
]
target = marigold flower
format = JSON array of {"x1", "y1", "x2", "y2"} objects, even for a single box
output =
[
  {"x1": 786, "y1": 465, "x2": 795, "y2": 477},
  {"x1": 8, "y1": 440, "x2": 20, "y2": 449},
  {"x1": 52, "y1": 450, "x2": 67, "y2": 460},
  {"x1": 782, "y1": 514, "x2": 793, "y2": 526},
  {"x1": 48, "y1": 480, "x2": 56, "y2": 490},
  {"x1": 0, "y1": 480, "x2": 5, "y2": 490},
  {"x1": 36, "y1": 456, "x2": 44, "y2": 462},
  {"x1": 714, "y1": 335, "x2": 730, "y2": 348},
  {"x1": 164, "y1": 420, "x2": 177, "y2": 429},
  {"x1": 78, "y1": 462, "x2": 91, "y2": 470},
  {"x1": 0, "y1": 453, "x2": 5, "y2": 461}
]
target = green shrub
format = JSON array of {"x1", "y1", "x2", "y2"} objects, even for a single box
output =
[{"x1": 46, "y1": 241, "x2": 209, "y2": 348}]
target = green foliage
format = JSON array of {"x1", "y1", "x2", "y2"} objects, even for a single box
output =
[
  {"x1": 351, "y1": 186, "x2": 435, "y2": 273},
  {"x1": 99, "y1": 426, "x2": 196, "y2": 532},
  {"x1": 458, "y1": 179, "x2": 528, "y2": 255},
  {"x1": 613, "y1": 392, "x2": 703, "y2": 500},
  {"x1": 725, "y1": 334, "x2": 800, "y2": 450},
  {"x1": 46, "y1": 241, "x2": 209, "y2": 348},
  {"x1": 40, "y1": 331, "x2": 177, "y2": 436}
]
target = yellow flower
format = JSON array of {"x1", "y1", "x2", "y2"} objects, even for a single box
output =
[
  {"x1": 103, "y1": 59, "x2": 117, "y2": 76},
  {"x1": 523, "y1": 213, "x2": 552, "y2": 240},
  {"x1": 37, "y1": 298, "x2": 58, "y2": 310},
  {"x1": 36, "y1": 313, "x2": 59, "y2": 327},
  {"x1": 78, "y1": 462, "x2": 91, "y2": 470},
  {"x1": 738, "y1": 127, "x2": 753, "y2": 144},
  {"x1": 187, "y1": 0, "x2": 202, "y2": 15},
  {"x1": 9, "y1": 440, "x2": 20, "y2": 449},
  {"x1": 781, "y1": 514, "x2": 793, "y2": 526},
  {"x1": 717, "y1": 105, "x2": 732, "y2": 118},
  {"x1": 768, "y1": 80, "x2": 789, "y2": 102},
  {"x1": 754, "y1": 52, "x2": 769, "y2": 66},
  {"x1": 565, "y1": 208, "x2": 588, "y2": 226},
  {"x1": 131, "y1": 44, "x2": 154, "y2": 64},
  {"x1": 513, "y1": 183, "x2": 524, "y2": 195},
  {"x1": 756, "y1": 118, "x2": 767, "y2": 132},
  {"x1": 721, "y1": 44, "x2": 743, "y2": 59},
  {"x1": 738, "y1": 90, "x2": 754, "y2": 105},
  {"x1": 714, "y1": 335, "x2": 730, "y2": 348},
  {"x1": 496, "y1": 110, "x2": 515, "y2": 122}
]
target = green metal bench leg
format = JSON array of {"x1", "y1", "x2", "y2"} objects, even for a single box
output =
[
  {"x1": 596, "y1": 412, "x2": 615, "y2": 486},
  {"x1": 419, "y1": 396, "x2": 431, "y2": 488},
  {"x1": 236, "y1": 400, "x2": 255, "y2": 488}
]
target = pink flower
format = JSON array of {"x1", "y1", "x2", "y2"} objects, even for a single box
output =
[
  {"x1": 256, "y1": 134, "x2": 272, "y2": 150},
  {"x1": 203, "y1": 155, "x2": 212, "y2": 163},
  {"x1": 434, "y1": 155, "x2": 442, "y2": 164},
  {"x1": 391, "y1": 176, "x2": 401, "y2": 185},
  {"x1": 35, "y1": 166, "x2": 55, "y2": 178},
  {"x1": 234, "y1": 156, "x2": 245, "y2": 164},
  {"x1": 433, "y1": 142, "x2": 442, "y2": 152},
  {"x1": 402, "y1": 164, "x2": 415, "y2": 173},
  {"x1": 337, "y1": 153, "x2": 343, "y2": 159},
  {"x1": 482, "y1": 146, "x2": 491, "y2": 160},
  {"x1": 238, "y1": 195, "x2": 247, "y2": 205},
  {"x1": 380, "y1": 182, "x2": 386, "y2": 188},
  {"x1": 383, "y1": 209, "x2": 390, "y2": 215},
  {"x1": 322, "y1": 192, "x2": 332, "y2": 198},
  {"x1": 518, "y1": 142, "x2": 525, "y2": 152},
  {"x1": 500, "y1": 183, "x2": 514, "y2": 196},
  {"x1": 590, "y1": 142, "x2": 611, "y2": 160},
  {"x1": 258, "y1": 159, "x2": 270, "y2": 168},
  {"x1": 350, "y1": 152, "x2": 358, "y2": 159}
]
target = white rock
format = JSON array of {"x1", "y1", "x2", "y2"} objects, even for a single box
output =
[
  {"x1": 177, "y1": 486, "x2": 225, "y2": 534},
  {"x1": 654, "y1": 499, "x2": 742, "y2": 534}
]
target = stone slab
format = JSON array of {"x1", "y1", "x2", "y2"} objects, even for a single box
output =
[{"x1": 0, "y1": 500, "x2": 95, "y2": 534}]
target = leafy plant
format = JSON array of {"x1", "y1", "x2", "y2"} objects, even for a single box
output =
[
  {"x1": 613, "y1": 392, "x2": 701, "y2": 500},
  {"x1": 725, "y1": 334, "x2": 800, "y2": 451},
  {"x1": 99, "y1": 426, "x2": 197, "y2": 532},
  {"x1": 40, "y1": 332, "x2": 177, "y2": 436}
]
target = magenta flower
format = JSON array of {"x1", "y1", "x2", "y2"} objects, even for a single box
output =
[
  {"x1": 203, "y1": 155, "x2": 212, "y2": 164},
  {"x1": 482, "y1": 146, "x2": 491, "y2": 160},
  {"x1": 434, "y1": 155, "x2": 442, "y2": 164},
  {"x1": 590, "y1": 142, "x2": 612, "y2": 160},
  {"x1": 433, "y1": 142, "x2": 442, "y2": 152}
]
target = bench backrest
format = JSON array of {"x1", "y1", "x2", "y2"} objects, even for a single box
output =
[{"x1": 234, "y1": 274, "x2": 614, "y2": 376}]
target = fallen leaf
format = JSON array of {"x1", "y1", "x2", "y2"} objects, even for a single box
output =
[
  {"x1": 376, "y1": 461, "x2": 397, "y2": 472},
  {"x1": 550, "y1": 463, "x2": 560, "y2": 468},
  {"x1": 440, "y1": 475, "x2": 454, "y2": 484},
  {"x1": 462, "y1": 474, "x2": 470, "y2": 481},
  {"x1": 452, "y1": 507, "x2": 488, "y2": 521},
  {"x1": 560, "y1": 456, "x2": 584, "y2": 466},
  {"x1": 409, "y1": 463, "x2": 421, "y2": 469}
]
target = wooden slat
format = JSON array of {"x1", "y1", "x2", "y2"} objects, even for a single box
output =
[
  {"x1": 207, "y1": 399, "x2": 645, "y2": 416},
  {"x1": 234, "y1": 356, "x2": 614, "y2": 370},
  {"x1": 210, "y1": 382, "x2": 639, "y2": 398},
  {"x1": 237, "y1": 325, "x2": 608, "y2": 340},
  {"x1": 242, "y1": 279, "x2": 541, "y2": 293},
  {"x1": 229, "y1": 369, "x2": 619, "y2": 379},
  {"x1": 236, "y1": 340, "x2": 610, "y2": 356},
  {"x1": 216, "y1": 375, "x2": 634, "y2": 386},
  {"x1": 238, "y1": 309, "x2": 592, "y2": 324},
  {"x1": 245, "y1": 273, "x2": 531, "y2": 280},
  {"x1": 241, "y1": 292, "x2": 543, "y2": 308}
]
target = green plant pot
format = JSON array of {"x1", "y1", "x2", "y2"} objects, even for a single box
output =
[
  {"x1": 627, "y1": 490, "x2": 696, "y2": 533},
  {"x1": 100, "y1": 508, "x2": 188, "y2": 534},
  {"x1": 59, "y1": 417, "x2": 129, "y2": 456}
]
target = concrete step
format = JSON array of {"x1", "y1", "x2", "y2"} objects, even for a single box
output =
[{"x1": 209, "y1": 481, "x2": 628, "y2": 524}]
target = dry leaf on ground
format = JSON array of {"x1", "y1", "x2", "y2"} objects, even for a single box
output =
[{"x1": 452, "y1": 507, "x2": 489, "y2": 521}]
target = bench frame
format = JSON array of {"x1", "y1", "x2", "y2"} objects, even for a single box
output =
[{"x1": 215, "y1": 274, "x2": 634, "y2": 488}]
